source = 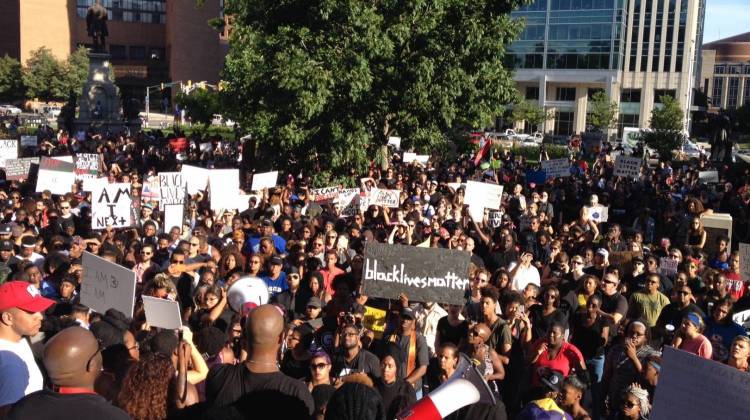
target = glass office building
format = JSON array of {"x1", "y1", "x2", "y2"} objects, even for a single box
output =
[
  {"x1": 510, "y1": 0, "x2": 627, "y2": 71},
  {"x1": 508, "y1": 0, "x2": 704, "y2": 137}
]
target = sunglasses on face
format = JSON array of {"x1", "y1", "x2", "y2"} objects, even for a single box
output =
[{"x1": 310, "y1": 363, "x2": 329, "y2": 370}]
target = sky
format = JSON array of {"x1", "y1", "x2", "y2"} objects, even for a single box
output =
[{"x1": 703, "y1": 0, "x2": 749, "y2": 43}]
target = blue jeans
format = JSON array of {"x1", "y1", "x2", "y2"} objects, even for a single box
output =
[{"x1": 586, "y1": 355, "x2": 605, "y2": 420}]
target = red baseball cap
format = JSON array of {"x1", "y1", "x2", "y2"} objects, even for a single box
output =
[{"x1": 0, "y1": 281, "x2": 55, "y2": 313}]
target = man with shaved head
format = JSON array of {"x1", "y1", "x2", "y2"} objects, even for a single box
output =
[
  {"x1": 205, "y1": 304, "x2": 314, "y2": 416},
  {"x1": 8, "y1": 326, "x2": 129, "y2": 419}
]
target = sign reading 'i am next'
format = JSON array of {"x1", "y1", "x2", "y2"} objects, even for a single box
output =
[{"x1": 362, "y1": 243, "x2": 470, "y2": 305}]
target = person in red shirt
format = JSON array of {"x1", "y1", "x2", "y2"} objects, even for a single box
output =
[
  {"x1": 723, "y1": 251, "x2": 745, "y2": 301},
  {"x1": 320, "y1": 250, "x2": 344, "y2": 296},
  {"x1": 528, "y1": 322, "x2": 586, "y2": 388}
]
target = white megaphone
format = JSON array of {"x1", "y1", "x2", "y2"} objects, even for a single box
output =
[
  {"x1": 396, "y1": 353, "x2": 496, "y2": 420},
  {"x1": 227, "y1": 276, "x2": 269, "y2": 315}
]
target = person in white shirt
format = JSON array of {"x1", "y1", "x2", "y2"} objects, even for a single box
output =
[
  {"x1": 414, "y1": 301, "x2": 448, "y2": 357},
  {"x1": 0, "y1": 281, "x2": 55, "y2": 414},
  {"x1": 509, "y1": 251, "x2": 541, "y2": 292}
]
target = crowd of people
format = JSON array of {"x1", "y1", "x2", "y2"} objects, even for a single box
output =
[{"x1": 0, "y1": 124, "x2": 748, "y2": 420}]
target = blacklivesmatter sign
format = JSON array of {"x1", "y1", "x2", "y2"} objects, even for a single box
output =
[{"x1": 362, "y1": 243, "x2": 470, "y2": 305}]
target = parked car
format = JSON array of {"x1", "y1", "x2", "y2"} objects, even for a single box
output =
[
  {"x1": 0, "y1": 104, "x2": 22, "y2": 116},
  {"x1": 43, "y1": 106, "x2": 61, "y2": 119}
]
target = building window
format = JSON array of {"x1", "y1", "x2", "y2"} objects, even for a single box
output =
[
  {"x1": 587, "y1": 88, "x2": 605, "y2": 100},
  {"x1": 743, "y1": 81, "x2": 750, "y2": 106},
  {"x1": 714, "y1": 65, "x2": 725, "y2": 74},
  {"x1": 556, "y1": 87, "x2": 577, "y2": 101},
  {"x1": 654, "y1": 89, "x2": 676, "y2": 103},
  {"x1": 129, "y1": 46, "x2": 147, "y2": 60},
  {"x1": 76, "y1": 0, "x2": 166, "y2": 24},
  {"x1": 712, "y1": 77, "x2": 724, "y2": 107},
  {"x1": 109, "y1": 45, "x2": 127, "y2": 60},
  {"x1": 554, "y1": 111, "x2": 575, "y2": 136},
  {"x1": 727, "y1": 78, "x2": 740, "y2": 109},
  {"x1": 526, "y1": 87, "x2": 540, "y2": 100},
  {"x1": 620, "y1": 89, "x2": 641, "y2": 103},
  {"x1": 618, "y1": 113, "x2": 640, "y2": 139}
]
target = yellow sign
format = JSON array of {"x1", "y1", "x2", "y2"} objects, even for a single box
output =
[{"x1": 363, "y1": 306, "x2": 387, "y2": 339}]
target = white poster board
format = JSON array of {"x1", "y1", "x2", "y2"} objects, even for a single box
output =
[
  {"x1": 142, "y1": 296, "x2": 183, "y2": 330},
  {"x1": 337, "y1": 188, "x2": 361, "y2": 217},
  {"x1": 180, "y1": 165, "x2": 210, "y2": 195},
  {"x1": 651, "y1": 346, "x2": 750, "y2": 420},
  {"x1": 698, "y1": 170, "x2": 719, "y2": 183},
  {"x1": 158, "y1": 172, "x2": 186, "y2": 205},
  {"x1": 0, "y1": 140, "x2": 18, "y2": 167},
  {"x1": 613, "y1": 155, "x2": 642, "y2": 179},
  {"x1": 369, "y1": 188, "x2": 400, "y2": 208},
  {"x1": 251, "y1": 171, "x2": 278, "y2": 191},
  {"x1": 387, "y1": 136, "x2": 401, "y2": 149},
  {"x1": 80, "y1": 251, "x2": 136, "y2": 317},
  {"x1": 209, "y1": 169, "x2": 240, "y2": 210},
  {"x1": 541, "y1": 158, "x2": 571, "y2": 179},
  {"x1": 403, "y1": 152, "x2": 429, "y2": 164},
  {"x1": 464, "y1": 181, "x2": 503, "y2": 221},
  {"x1": 700, "y1": 213, "x2": 732, "y2": 256},
  {"x1": 585, "y1": 205, "x2": 609, "y2": 223},
  {"x1": 74, "y1": 153, "x2": 100, "y2": 180},
  {"x1": 91, "y1": 183, "x2": 133, "y2": 230},
  {"x1": 163, "y1": 204, "x2": 185, "y2": 232},
  {"x1": 36, "y1": 157, "x2": 76, "y2": 195},
  {"x1": 740, "y1": 243, "x2": 750, "y2": 283},
  {"x1": 83, "y1": 177, "x2": 108, "y2": 192}
]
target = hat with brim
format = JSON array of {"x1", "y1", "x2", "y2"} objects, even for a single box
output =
[{"x1": 0, "y1": 281, "x2": 55, "y2": 313}]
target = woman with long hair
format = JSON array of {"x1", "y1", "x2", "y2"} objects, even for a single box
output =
[
  {"x1": 570, "y1": 294, "x2": 609, "y2": 420},
  {"x1": 528, "y1": 286, "x2": 568, "y2": 341},
  {"x1": 575, "y1": 275, "x2": 600, "y2": 313},
  {"x1": 246, "y1": 254, "x2": 264, "y2": 277},
  {"x1": 686, "y1": 217, "x2": 707, "y2": 250},
  {"x1": 218, "y1": 246, "x2": 245, "y2": 280}
]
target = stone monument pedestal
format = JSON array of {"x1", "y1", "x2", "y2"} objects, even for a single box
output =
[{"x1": 68, "y1": 53, "x2": 141, "y2": 135}]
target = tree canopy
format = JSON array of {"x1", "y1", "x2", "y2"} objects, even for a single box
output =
[
  {"x1": 643, "y1": 95, "x2": 684, "y2": 160},
  {"x1": 221, "y1": 0, "x2": 526, "y2": 184},
  {"x1": 22, "y1": 47, "x2": 90, "y2": 102},
  {"x1": 0, "y1": 55, "x2": 25, "y2": 102},
  {"x1": 511, "y1": 100, "x2": 553, "y2": 133},
  {"x1": 587, "y1": 90, "x2": 618, "y2": 132},
  {"x1": 176, "y1": 88, "x2": 221, "y2": 127}
]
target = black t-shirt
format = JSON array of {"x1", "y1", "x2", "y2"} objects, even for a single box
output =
[
  {"x1": 280, "y1": 349, "x2": 310, "y2": 380},
  {"x1": 331, "y1": 348, "x2": 382, "y2": 379},
  {"x1": 8, "y1": 390, "x2": 130, "y2": 420},
  {"x1": 205, "y1": 364, "x2": 314, "y2": 416},
  {"x1": 436, "y1": 316, "x2": 469, "y2": 347},
  {"x1": 528, "y1": 305, "x2": 569, "y2": 341},
  {"x1": 570, "y1": 313, "x2": 612, "y2": 359}
]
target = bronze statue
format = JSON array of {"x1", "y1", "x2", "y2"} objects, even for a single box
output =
[{"x1": 86, "y1": 0, "x2": 109, "y2": 53}]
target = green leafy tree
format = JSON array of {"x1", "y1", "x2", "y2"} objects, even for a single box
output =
[
  {"x1": 60, "y1": 47, "x2": 90, "y2": 98},
  {"x1": 642, "y1": 95, "x2": 684, "y2": 159},
  {"x1": 587, "y1": 90, "x2": 618, "y2": 131},
  {"x1": 0, "y1": 55, "x2": 25, "y2": 102},
  {"x1": 175, "y1": 88, "x2": 221, "y2": 127},
  {"x1": 221, "y1": 0, "x2": 526, "y2": 183},
  {"x1": 511, "y1": 100, "x2": 553, "y2": 133},
  {"x1": 22, "y1": 47, "x2": 64, "y2": 101}
]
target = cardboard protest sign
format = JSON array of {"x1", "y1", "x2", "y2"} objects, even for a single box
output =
[
  {"x1": 659, "y1": 257, "x2": 678, "y2": 276},
  {"x1": 465, "y1": 181, "x2": 503, "y2": 221},
  {"x1": 251, "y1": 171, "x2": 278, "y2": 191},
  {"x1": 698, "y1": 170, "x2": 719, "y2": 183},
  {"x1": 700, "y1": 213, "x2": 732, "y2": 256},
  {"x1": 53, "y1": 155, "x2": 74, "y2": 163},
  {"x1": 80, "y1": 251, "x2": 136, "y2": 317},
  {"x1": 740, "y1": 243, "x2": 750, "y2": 283},
  {"x1": 369, "y1": 188, "x2": 400, "y2": 208},
  {"x1": 488, "y1": 210, "x2": 503, "y2": 228},
  {"x1": 36, "y1": 157, "x2": 76, "y2": 195},
  {"x1": 337, "y1": 188, "x2": 361, "y2": 217},
  {"x1": 363, "y1": 306, "x2": 387, "y2": 339},
  {"x1": 180, "y1": 165, "x2": 210, "y2": 195},
  {"x1": 0, "y1": 140, "x2": 18, "y2": 167},
  {"x1": 91, "y1": 183, "x2": 133, "y2": 229},
  {"x1": 360, "y1": 177, "x2": 377, "y2": 193},
  {"x1": 362, "y1": 243, "x2": 471, "y2": 305},
  {"x1": 209, "y1": 169, "x2": 240, "y2": 210},
  {"x1": 613, "y1": 155, "x2": 642, "y2": 179},
  {"x1": 74, "y1": 153, "x2": 100, "y2": 180},
  {"x1": 4, "y1": 157, "x2": 39, "y2": 181},
  {"x1": 541, "y1": 158, "x2": 571, "y2": 179},
  {"x1": 158, "y1": 172, "x2": 187, "y2": 205},
  {"x1": 163, "y1": 204, "x2": 185, "y2": 232},
  {"x1": 651, "y1": 346, "x2": 750, "y2": 420},
  {"x1": 403, "y1": 152, "x2": 429, "y2": 164},
  {"x1": 387, "y1": 136, "x2": 401, "y2": 149},
  {"x1": 310, "y1": 186, "x2": 340, "y2": 203},
  {"x1": 20, "y1": 135, "x2": 37, "y2": 147},
  {"x1": 142, "y1": 296, "x2": 183, "y2": 330}
]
